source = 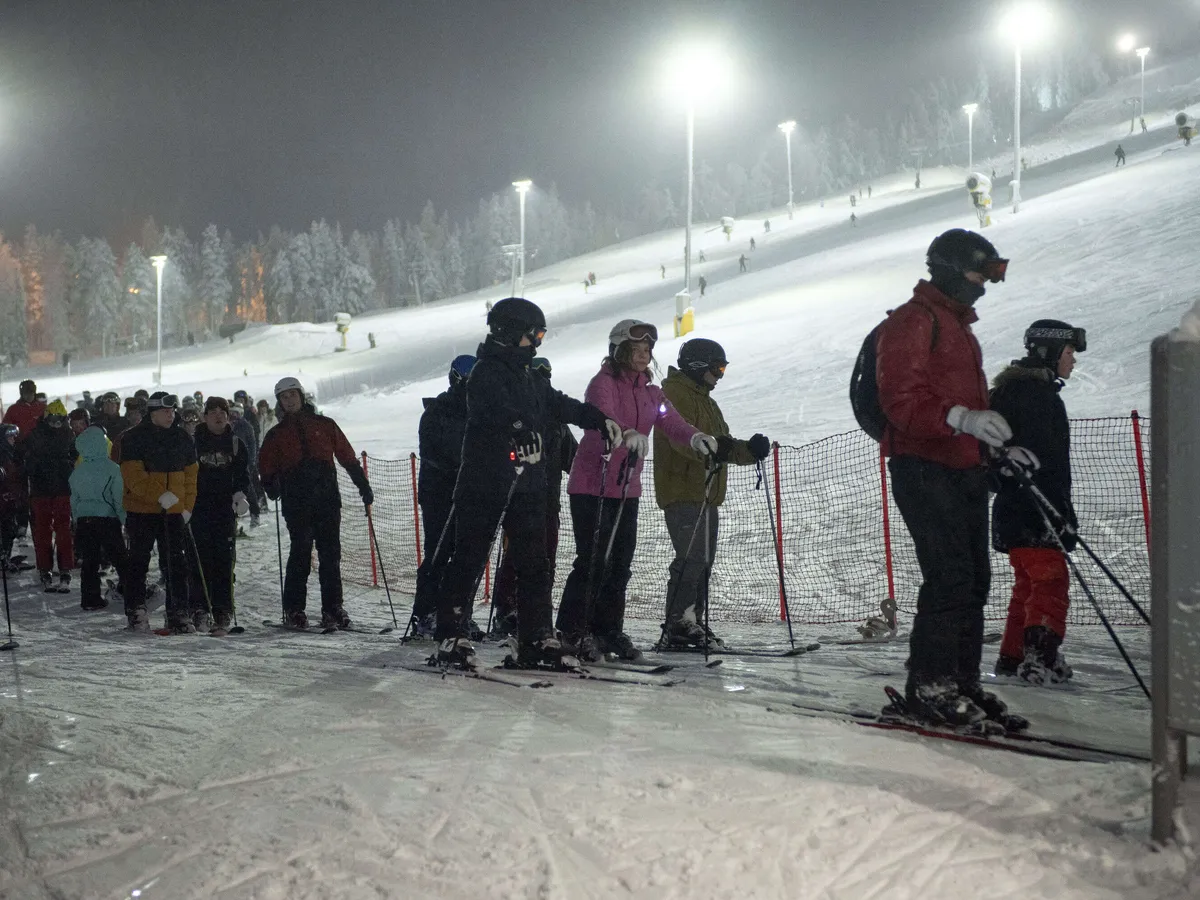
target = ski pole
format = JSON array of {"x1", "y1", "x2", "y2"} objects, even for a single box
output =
[
  {"x1": 365, "y1": 506, "x2": 398, "y2": 634},
  {"x1": 579, "y1": 446, "x2": 613, "y2": 641},
  {"x1": 756, "y1": 457, "x2": 796, "y2": 649},
  {"x1": 600, "y1": 448, "x2": 638, "y2": 569},
  {"x1": 401, "y1": 501, "x2": 456, "y2": 642},
  {"x1": 656, "y1": 459, "x2": 722, "y2": 651},
  {"x1": 161, "y1": 510, "x2": 177, "y2": 629},
  {"x1": 274, "y1": 496, "x2": 285, "y2": 610},
  {"x1": 229, "y1": 516, "x2": 242, "y2": 633},
  {"x1": 1, "y1": 548, "x2": 16, "y2": 652},
  {"x1": 485, "y1": 533, "x2": 505, "y2": 637}
]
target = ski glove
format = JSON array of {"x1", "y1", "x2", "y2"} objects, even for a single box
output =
[
  {"x1": 622, "y1": 429, "x2": 648, "y2": 459},
  {"x1": 232, "y1": 492, "x2": 250, "y2": 517},
  {"x1": 946, "y1": 406, "x2": 1012, "y2": 448},
  {"x1": 158, "y1": 491, "x2": 180, "y2": 511},
  {"x1": 690, "y1": 432, "x2": 719, "y2": 457},
  {"x1": 603, "y1": 419, "x2": 623, "y2": 451},
  {"x1": 360, "y1": 485, "x2": 374, "y2": 507},
  {"x1": 747, "y1": 433, "x2": 771, "y2": 461},
  {"x1": 515, "y1": 433, "x2": 544, "y2": 465},
  {"x1": 999, "y1": 445, "x2": 1041, "y2": 478}
]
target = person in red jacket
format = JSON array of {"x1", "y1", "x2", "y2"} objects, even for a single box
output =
[
  {"x1": 3, "y1": 379, "x2": 44, "y2": 538},
  {"x1": 875, "y1": 229, "x2": 1037, "y2": 729},
  {"x1": 257, "y1": 377, "x2": 373, "y2": 630}
]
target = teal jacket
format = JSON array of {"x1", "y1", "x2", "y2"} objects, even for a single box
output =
[{"x1": 69, "y1": 426, "x2": 125, "y2": 523}]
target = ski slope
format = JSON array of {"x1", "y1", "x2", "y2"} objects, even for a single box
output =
[{"x1": 3, "y1": 71, "x2": 1200, "y2": 899}]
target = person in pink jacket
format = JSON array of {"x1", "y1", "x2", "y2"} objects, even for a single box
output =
[{"x1": 555, "y1": 319, "x2": 718, "y2": 660}]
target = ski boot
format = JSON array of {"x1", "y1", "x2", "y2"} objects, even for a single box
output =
[
  {"x1": 193, "y1": 609, "x2": 213, "y2": 633},
  {"x1": 169, "y1": 620, "x2": 198, "y2": 635},
  {"x1": 212, "y1": 611, "x2": 233, "y2": 633},
  {"x1": 900, "y1": 675, "x2": 989, "y2": 728},
  {"x1": 281, "y1": 608, "x2": 308, "y2": 629},
  {"x1": 405, "y1": 613, "x2": 437, "y2": 641},
  {"x1": 81, "y1": 593, "x2": 108, "y2": 611},
  {"x1": 40, "y1": 571, "x2": 55, "y2": 593},
  {"x1": 57, "y1": 572, "x2": 71, "y2": 594},
  {"x1": 320, "y1": 606, "x2": 352, "y2": 630},
  {"x1": 994, "y1": 654, "x2": 1021, "y2": 677},
  {"x1": 958, "y1": 678, "x2": 1029, "y2": 732},
  {"x1": 597, "y1": 631, "x2": 642, "y2": 661},
  {"x1": 1017, "y1": 626, "x2": 1072, "y2": 686},
  {"x1": 431, "y1": 637, "x2": 477, "y2": 670},
  {"x1": 466, "y1": 618, "x2": 486, "y2": 642},
  {"x1": 105, "y1": 580, "x2": 124, "y2": 606},
  {"x1": 127, "y1": 607, "x2": 150, "y2": 633},
  {"x1": 511, "y1": 635, "x2": 580, "y2": 671},
  {"x1": 489, "y1": 612, "x2": 519, "y2": 641}
]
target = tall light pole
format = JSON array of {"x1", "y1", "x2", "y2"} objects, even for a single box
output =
[
  {"x1": 151, "y1": 255, "x2": 167, "y2": 385},
  {"x1": 962, "y1": 103, "x2": 978, "y2": 171},
  {"x1": 512, "y1": 179, "x2": 532, "y2": 297},
  {"x1": 1116, "y1": 33, "x2": 1135, "y2": 76},
  {"x1": 1002, "y1": 3, "x2": 1052, "y2": 215},
  {"x1": 1137, "y1": 46, "x2": 1150, "y2": 120},
  {"x1": 778, "y1": 120, "x2": 796, "y2": 219}
]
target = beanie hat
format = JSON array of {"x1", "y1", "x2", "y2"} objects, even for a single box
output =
[{"x1": 45, "y1": 399, "x2": 68, "y2": 417}]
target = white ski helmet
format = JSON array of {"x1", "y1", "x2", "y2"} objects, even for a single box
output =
[{"x1": 274, "y1": 376, "x2": 304, "y2": 397}]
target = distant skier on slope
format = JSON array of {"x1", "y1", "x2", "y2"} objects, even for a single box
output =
[
  {"x1": 990, "y1": 320, "x2": 1086, "y2": 685},
  {"x1": 875, "y1": 229, "x2": 1032, "y2": 729},
  {"x1": 1115, "y1": 144, "x2": 1126, "y2": 166}
]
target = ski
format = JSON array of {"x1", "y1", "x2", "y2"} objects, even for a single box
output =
[
  {"x1": 499, "y1": 659, "x2": 684, "y2": 688},
  {"x1": 262, "y1": 619, "x2": 339, "y2": 635},
  {"x1": 334, "y1": 624, "x2": 396, "y2": 636},
  {"x1": 656, "y1": 643, "x2": 819, "y2": 659},
  {"x1": 395, "y1": 662, "x2": 554, "y2": 689},
  {"x1": 589, "y1": 659, "x2": 677, "y2": 675}
]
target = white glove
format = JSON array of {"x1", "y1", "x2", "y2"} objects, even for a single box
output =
[
  {"x1": 1001, "y1": 446, "x2": 1041, "y2": 475},
  {"x1": 603, "y1": 419, "x2": 623, "y2": 450},
  {"x1": 158, "y1": 491, "x2": 180, "y2": 511},
  {"x1": 233, "y1": 492, "x2": 250, "y2": 517},
  {"x1": 946, "y1": 406, "x2": 1012, "y2": 448},
  {"x1": 515, "y1": 433, "x2": 544, "y2": 465},
  {"x1": 690, "y1": 432, "x2": 719, "y2": 456},
  {"x1": 622, "y1": 429, "x2": 648, "y2": 458},
  {"x1": 182, "y1": 510, "x2": 192, "y2": 525}
]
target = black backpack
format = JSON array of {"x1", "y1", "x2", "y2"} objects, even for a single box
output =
[{"x1": 850, "y1": 303, "x2": 939, "y2": 442}]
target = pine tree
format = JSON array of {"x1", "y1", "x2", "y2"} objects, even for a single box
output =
[
  {"x1": 68, "y1": 237, "x2": 121, "y2": 357},
  {"x1": 442, "y1": 228, "x2": 466, "y2": 297},
  {"x1": 0, "y1": 237, "x2": 27, "y2": 365},
  {"x1": 199, "y1": 224, "x2": 233, "y2": 337},
  {"x1": 120, "y1": 243, "x2": 156, "y2": 352},
  {"x1": 380, "y1": 220, "x2": 409, "y2": 307}
]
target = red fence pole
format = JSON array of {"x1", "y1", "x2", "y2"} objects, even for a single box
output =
[
  {"x1": 772, "y1": 442, "x2": 786, "y2": 620},
  {"x1": 409, "y1": 453, "x2": 423, "y2": 566},
  {"x1": 363, "y1": 451, "x2": 378, "y2": 588},
  {"x1": 879, "y1": 445, "x2": 896, "y2": 602},
  {"x1": 1131, "y1": 409, "x2": 1151, "y2": 554}
]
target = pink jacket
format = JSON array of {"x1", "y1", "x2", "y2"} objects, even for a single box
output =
[{"x1": 568, "y1": 362, "x2": 698, "y2": 499}]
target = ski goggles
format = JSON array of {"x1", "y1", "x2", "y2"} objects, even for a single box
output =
[
  {"x1": 979, "y1": 257, "x2": 1008, "y2": 283},
  {"x1": 531, "y1": 357, "x2": 552, "y2": 377},
  {"x1": 611, "y1": 321, "x2": 658, "y2": 346},
  {"x1": 1025, "y1": 325, "x2": 1087, "y2": 353},
  {"x1": 146, "y1": 394, "x2": 179, "y2": 410},
  {"x1": 526, "y1": 326, "x2": 547, "y2": 347}
]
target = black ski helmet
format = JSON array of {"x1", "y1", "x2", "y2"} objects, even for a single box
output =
[
  {"x1": 1025, "y1": 319, "x2": 1086, "y2": 368},
  {"x1": 449, "y1": 354, "x2": 477, "y2": 386},
  {"x1": 678, "y1": 338, "x2": 729, "y2": 381},
  {"x1": 926, "y1": 229, "x2": 1008, "y2": 283},
  {"x1": 487, "y1": 297, "x2": 547, "y2": 347}
]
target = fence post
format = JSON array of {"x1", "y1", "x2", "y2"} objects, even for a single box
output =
[
  {"x1": 1131, "y1": 409, "x2": 1151, "y2": 554},
  {"x1": 363, "y1": 451, "x2": 378, "y2": 588},
  {"x1": 879, "y1": 445, "x2": 896, "y2": 602},
  {"x1": 409, "y1": 452, "x2": 423, "y2": 566},
  {"x1": 772, "y1": 442, "x2": 786, "y2": 620}
]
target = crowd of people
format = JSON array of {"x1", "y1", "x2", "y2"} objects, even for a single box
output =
[{"x1": 0, "y1": 225, "x2": 1089, "y2": 730}]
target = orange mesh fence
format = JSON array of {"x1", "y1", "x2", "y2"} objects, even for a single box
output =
[{"x1": 337, "y1": 414, "x2": 1152, "y2": 628}]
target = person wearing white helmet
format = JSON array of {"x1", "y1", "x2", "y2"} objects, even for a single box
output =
[
  {"x1": 555, "y1": 318, "x2": 717, "y2": 661},
  {"x1": 257, "y1": 376, "x2": 373, "y2": 630}
]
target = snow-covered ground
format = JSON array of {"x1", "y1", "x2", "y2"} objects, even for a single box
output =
[{"x1": 4, "y1": 71, "x2": 1200, "y2": 899}]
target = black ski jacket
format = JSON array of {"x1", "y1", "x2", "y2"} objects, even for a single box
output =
[
  {"x1": 455, "y1": 339, "x2": 607, "y2": 504},
  {"x1": 988, "y1": 360, "x2": 1077, "y2": 552},
  {"x1": 194, "y1": 425, "x2": 251, "y2": 516},
  {"x1": 25, "y1": 419, "x2": 76, "y2": 498},
  {"x1": 418, "y1": 383, "x2": 469, "y2": 503}
]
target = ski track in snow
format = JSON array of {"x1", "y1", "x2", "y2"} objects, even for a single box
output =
[{"x1": 5, "y1": 83, "x2": 1200, "y2": 897}]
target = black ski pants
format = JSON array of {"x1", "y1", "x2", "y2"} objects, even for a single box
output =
[
  {"x1": 435, "y1": 490, "x2": 551, "y2": 645},
  {"x1": 75, "y1": 517, "x2": 128, "y2": 607},
  {"x1": 662, "y1": 502, "x2": 719, "y2": 626},
  {"x1": 413, "y1": 486, "x2": 455, "y2": 621},
  {"x1": 192, "y1": 506, "x2": 236, "y2": 615},
  {"x1": 282, "y1": 501, "x2": 343, "y2": 614},
  {"x1": 126, "y1": 511, "x2": 190, "y2": 624},
  {"x1": 888, "y1": 456, "x2": 990, "y2": 688},
  {"x1": 555, "y1": 494, "x2": 640, "y2": 639}
]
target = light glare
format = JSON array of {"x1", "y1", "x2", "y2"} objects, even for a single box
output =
[
  {"x1": 663, "y1": 43, "x2": 732, "y2": 107},
  {"x1": 1001, "y1": 3, "x2": 1052, "y2": 44}
]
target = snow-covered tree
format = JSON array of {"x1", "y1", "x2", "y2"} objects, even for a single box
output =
[
  {"x1": 0, "y1": 237, "x2": 27, "y2": 365},
  {"x1": 199, "y1": 224, "x2": 233, "y2": 336},
  {"x1": 68, "y1": 237, "x2": 121, "y2": 356}
]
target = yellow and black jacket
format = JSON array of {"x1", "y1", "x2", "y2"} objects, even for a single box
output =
[{"x1": 119, "y1": 419, "x2": 198, "y2": 515}]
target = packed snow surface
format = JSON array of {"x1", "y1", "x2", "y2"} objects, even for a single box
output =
[{"x1": 4, "y1": 79, "x2": 1200, "y2": 899}]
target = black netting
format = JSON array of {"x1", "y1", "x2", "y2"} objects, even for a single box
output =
[{"x1": 338, "y1": 415, "x2": 1153, "y2": 628}]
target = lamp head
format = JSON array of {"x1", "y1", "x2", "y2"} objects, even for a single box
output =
[
  {"x1": 1001, "y1": 2, "x2": 1052, "y2": 45},
  {"x1": 962, "y1": 103, "x2": 979, "y2": 116},
  {"x1": 778, "y1": 119, "x2": 796, "y2": 135},
  {"x1": 512, "y1": 179, "x2": 532, "y2": 194},
  {"x1": 663, "y1": 42, "x2": 732, "y2": 108},
  {"x1": 1116, "y1": 34, "x2": 1136, "y2": 54},
  {"x1": 150, "y1": 255, "x2": 167, "y2": 271},
  {"x1": 1136, "y1": 47, "x2": 1150, "y2": 60}
]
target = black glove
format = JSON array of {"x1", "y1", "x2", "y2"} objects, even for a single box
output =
[
  {"x1": 263, "y1": 478, "x2": 280, "y2": 501},
  {"x1": 715, "y1": 435, "x2": 735, "y2": 463},
  {"x1": 360, "y1": 484, "x2": 374, "y2": 507},
  {"x1": 748, "y1": 433, "x2": 771, "y2": 461}
]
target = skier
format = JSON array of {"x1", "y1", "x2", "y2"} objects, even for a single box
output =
[
  {"x1": 0, "y1": 424, "x2": 22, "y2": 568},
  {"x1": 555, "y1": 319, "x2": 714, "y2": 660},
  {"x1": 660, "y1": 264, "x2": 666, "y2": 279},
  {"x1": 990, "y1": 320, "x2": 1085, "y2": 684},
  {"x1": 1115, "y1": 144, "x2": 1126, "y2": 166},
  {"x1": 749, "y1": 237, "x2": 757, "y2": 251},
  {"x1": 1140, "y1": 116, "x2": 1148, "y2": 134},
  {"x1": 915, "y1": 173, "x2": 921, "y2": 189},
  {"x1": 111, "y1": 397, "x2": 146, "y2": 463},
  {"x1": 655, "y1": 338, "x2": 770, "y2": 648},
  {"x1": 698, "y1": 250, "x2": 706, "y2": 263},
  {"x1": 234, "y1": 390, "x2": 260, "y2": 448},
  {"x1": 491, "y1": 356, "x2": 578, "y2": 638},
  {"x1": 120, "y1": 392, "x2": 198, "y2": 633},
  {"x1": 70, "y1": 426, "x2": 128, "y2": 611},
  {"x1": 255, "y1": 398, "x2": 276, "y2": 432},
  {"x1": 849, "y1": 194, "x2": 857, "y2": 208},
  {"x1": 875, "y1": 228, "x2": 1033, "y2": 727},
  {"x1": 738, "y1": 254, "x2": 748, "y2": 272},
  {"x1": 26, "y1": 400, "x2": 76, "y2": 593},
  {"x1": 868, "y1": 185, "x2": 872, "y2": 198},
  {"x1": 411, "y1": 354, "x2": 477, "y2": 639},
  {"x1": 180, "y1": 407, "x2": 200, "y2": 437},
  {"x1": 435, "y1": 297, "x2": 621, "y2": 670},
  {"x1": 94, "y1": 392, "x2": 128, "y2": 440},
  {"x1": 3, "y1": 379, "x2": 46, "y2": 441},
  {"x1": 698, "y1": 275, "x2": 708, "y2": 296},
  {"x1": 68, "y1": 407, "x2": 90, "y2": 438},
  {"x1": 851, "y1": 212, "x2": 858, "y2": 227},
  {"x1": 228, "y1": 405, "x2": 264, "y2": 525},
  {"x1": 258, "y1": 376, "x2": 373, "y2": 630},
  {"x1": 192, "y1": 396, "x2": 251, "y2": 632},
  {"x1": 763, "y1": 219, "x2": 770, "y2": 233}
]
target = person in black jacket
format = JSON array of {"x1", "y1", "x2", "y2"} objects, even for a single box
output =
[
  {"x1": 434, "y1": 297, "x2": 623, "y2": 670},
  {"x1": 93, "y1": 392, "x2": 129, "y2": 441},
  {"x1": 490, "y1": 356, "x2": 578, "y2": 638},
  {"x1": 410, "y1": 354, "x2": 476, "y2": 638},
  {"x1": 26, "y1": 401, "x2": 77, "y2": 591},
  {"x1": 192, "y1": 397, "x2": 252, "y2": 632},
  {"x1": 990, "y1": 319, "x2": 1085, "y2": 685}
]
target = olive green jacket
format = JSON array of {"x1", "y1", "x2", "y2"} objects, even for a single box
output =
[{"x1": 653, "y1": 366, "x2": 757, "y2": 509}]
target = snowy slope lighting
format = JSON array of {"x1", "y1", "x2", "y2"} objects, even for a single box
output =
[
  {"x1": 779, "y1": 120, "x2": 797, "y2": 218},
  {"x1": 150, "y1": 254, "x2": 167, "y2": 385},
  {"x1": 1001, "y1": 2, "x2": 1053, "y2": 214},
  {"x1": 962, "y1": 103, "x2": 979, "y2": 169},
  {"x1": 512, "y1": 179, "x2": 532, "y2": 297}
]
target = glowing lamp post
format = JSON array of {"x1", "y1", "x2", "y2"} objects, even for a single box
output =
[
  {"x1": 1002, "y1": 3, "x2": 1052, "y2": 214},
  {"x1": 962, "y1": 103, "x2": 978, "y2": 171},
  {"x1": 150, "y1": 255, "x2": 167, "y2": 385},
  {"x1": 512, "y1": 179, "x2": 532, "y2": 297},
  {"x1": 1137, "y1": 47, "x2": 1150, "y2": 120},
  {"x1": 778, "y1": 120, "x2": 796, "y2": 219}
]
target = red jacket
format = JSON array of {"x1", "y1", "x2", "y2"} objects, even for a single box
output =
[
  {"x1": 2, "y1": 400, "x2": 46, "y2": 442},
  {"x1": 875, "y1": 280, "x2": 989, "y2": 470}
]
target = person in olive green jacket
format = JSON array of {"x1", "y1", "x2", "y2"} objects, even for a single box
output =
[{"x1": 654, "y1": 338, "x2": 771, "y2": 649}]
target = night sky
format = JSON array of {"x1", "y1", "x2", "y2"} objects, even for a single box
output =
[{"x1": 0, "y1": 0, "x2": 1191, "y2": 242}]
